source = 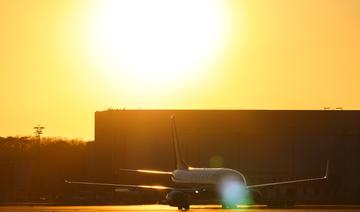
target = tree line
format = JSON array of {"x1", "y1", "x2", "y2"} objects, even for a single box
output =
[{"x1": 0, "y1": 136, "x2": 87, "y2": 203}]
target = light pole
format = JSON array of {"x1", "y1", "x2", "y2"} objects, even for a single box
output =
[
  {"x1": 34, "y1": 125, "x2": 45, "y2": 156},
  {"x1": 34, "y1": 125, "x2": 45, "y2": 140},
  {"x1": 33, "y1": 125, "x2": 44, "y2": 194}
]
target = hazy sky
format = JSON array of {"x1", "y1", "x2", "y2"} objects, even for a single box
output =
[{"x1": 1, "y1": 0, "x2": 359, "y2": 139}]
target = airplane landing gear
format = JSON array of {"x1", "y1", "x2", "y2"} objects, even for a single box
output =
[{"x1": 177, "y1": 204, "x2": 190, "y2": 210}]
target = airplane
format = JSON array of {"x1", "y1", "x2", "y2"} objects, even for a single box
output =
[{"x1": 66, "y1": 115, "x2": 329, "y2": 210}]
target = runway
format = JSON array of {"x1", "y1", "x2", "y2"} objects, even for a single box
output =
[{"x1": 1, "y1": 205, "x2": 360, "y2": 212}]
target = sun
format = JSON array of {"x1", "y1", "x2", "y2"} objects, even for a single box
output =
[{"x1": 85, "y1": 0, "x2": 229, "y2": 95}]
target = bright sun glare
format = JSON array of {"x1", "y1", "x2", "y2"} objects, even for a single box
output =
[{"x1": 86, "y1": 0, "x2": 229, "y2": 95}]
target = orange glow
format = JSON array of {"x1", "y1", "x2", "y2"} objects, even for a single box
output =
[
  {"x1": 138, "y1": 185, "x2": 171, "y2": 190},
  {"x1": 137, "y1": 169, "x2": 172, "y2": 175},
  {"x1": 0, "y1": 0, "x2": 359, "y2": 139}
]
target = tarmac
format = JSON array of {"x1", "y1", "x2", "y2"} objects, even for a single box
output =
[{"x1": 1, "y1": 205, "x2": 360, "y2": 212}]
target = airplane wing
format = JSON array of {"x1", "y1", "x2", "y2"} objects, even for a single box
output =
[
  {"x1": 65, "y1": 180, "x2": 203, "y2": 194},
  {"x1": 119, "y1": 169, "x2": 173, "y2": 175},
  {"x1": 65, "y1": 180, "x2": 173, "y2": 190},
  {"x1": 246, "y1": 160, "x2": 329, "y2": 189}
]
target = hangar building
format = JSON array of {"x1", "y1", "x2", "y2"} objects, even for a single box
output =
[{"x1": 90, "y1": 109, "x2": 360, "y2": 204}]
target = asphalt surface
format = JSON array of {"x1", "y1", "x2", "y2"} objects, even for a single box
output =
[{"x1": 1, "y1": 205, "x2": 360, "y2": 212}]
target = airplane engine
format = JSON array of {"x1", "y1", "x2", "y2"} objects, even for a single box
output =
[{"x1": 166, "y1": 190, "x2": 190, "y2": 210}]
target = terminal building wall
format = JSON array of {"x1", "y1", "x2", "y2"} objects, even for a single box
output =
[{"x1": 93, "y1": 110, "x2": 360, "y2": 204}]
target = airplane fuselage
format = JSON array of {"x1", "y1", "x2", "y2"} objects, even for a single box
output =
[{"x1": 172, "y1": 168, "x2": 247, "y2": 186}]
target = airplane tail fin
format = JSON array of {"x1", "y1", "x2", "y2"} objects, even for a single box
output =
[
  {"x1": 324, "y1": 160, "x2": 330, "y2": 179},
  {"x1": 171, "y1": 115, "x2": 189, "y2": 170}
]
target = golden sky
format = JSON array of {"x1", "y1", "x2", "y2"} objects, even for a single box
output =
[{"x1": 1, "y1": 0, "x2": 359, "y2": 139}]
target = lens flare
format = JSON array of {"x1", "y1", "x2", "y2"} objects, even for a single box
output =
[{"x1": 219, "y1": 176, "x2": 252, "y2": 207}]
